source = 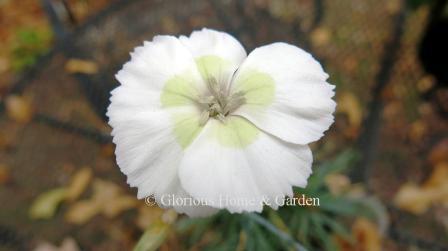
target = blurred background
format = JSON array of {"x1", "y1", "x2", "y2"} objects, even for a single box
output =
[{"x1": 0, "y1": 0, "x2": 447, "y2": 250}]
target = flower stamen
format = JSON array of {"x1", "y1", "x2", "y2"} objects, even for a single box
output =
[{"x1": 198, "y1": 77, "x2": 246, "y2": 125}]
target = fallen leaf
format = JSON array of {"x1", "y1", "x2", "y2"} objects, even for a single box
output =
[
  {"x1": 311, "y1": 27, "x2": 331, "y2": 47},
  {"x1": 29, "y1": 188, "x2": 67, "y2": 219},
  {"x1": 33, "y1": 237, "x2": 80, "y2": 251},
  {"x1": 65, "y1": 59, "x2": 98, "y2": 74},
  {"x1": 352, "y1": 218, "x2": 381, "y2": 251},
  {"x1": 428, "y1": 138, "x2": 448, "y2": 166},
  {"x1": 337, "y1": 92, "x2": 363, "y2": 130},
  {"x1": 65, "y1": 200, "x2": 101, "y2": 224},
  {"x1": 336, "y1": 218, "x2": 382, "y2": 251},
  {"x1": 325, "y1": 173, "x2": 351, "y2": 196},
  {"x1": 423, "y1": 162, "x2": 448, "y2": 188},
  {"x1": 103, "y1": 195, "x2": 138, "y2": 218},
  {"x1": 66, "y1": 167, "x2": 92, "y2": 201},
  {"x1": 393, "y1": 183, "x2": 433, "y2": 214},
  {"x1": 394, "y1": 163, "x2": 448, "y2": 214},
  {"x1": 5, "y1": 95, "x2": 33, "y2": 123},
  {"x1": 65, "y1": 179, "x2": 138, "y2": 224},
  {"x1": 133, "y1": 220, "x2": 170, "y2": 251}
]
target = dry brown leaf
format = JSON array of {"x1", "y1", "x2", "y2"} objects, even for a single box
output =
[
  {"x1": 394, "y1": 163, "x2": 448, "y2": 214},
  {"x1": 33, "y1": 237, "x2": 80, "y2": 251},
  {"x1": 5, "y1": 95, "x2": 33, "y2": 123},
  {"x1": 65, "y1": 179, "x2": 138, "y2": 224},
  {"x1": 66, "y1": 167, "x2": 92, "y2": 201},
  {"x1": 65, "y1": 59, "x2": 98, "y2": 74},
  {"x1": 424, "y1": 162, "x2": 448, "y2": 188},
  {"x1": 325, "y1": 173, "x2": 351, "y2": 196},
  {"x1": 337, "y1": 92, "x2": 363, "y2": 130},
  {"x1": 103, "y1": 195, "x2": 138, "y2": 218},
  {"x1": 393, "y1": 183, "x2": 434, "y2": 214},
  {"x1": 428, "y1": 138, "x2": 448, "y2": 166},
  {"x1": 65, "y1": 200, "x2": 101, "y2": 224},
  {"x1": 311, "y1": 27, "x2": 331, "y2": 47},
  {"x1": 352, "y1": 218, "x2": 382, "y2": 251}
]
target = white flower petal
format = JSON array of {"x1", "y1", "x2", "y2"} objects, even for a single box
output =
[
  {"x1": 180, "y1": 28, "x2": 246, "y2": 66},
  {"x1": 231, "y1": 42, "x2": 336, "y2": 145},
  {"x1": 178, "y1": 117, "x2": 313, "y2": 213},
  {"x1": 180, "y1": 28, "x2": 247, "y2": 85},
  {"x1": 160, "y1": 187, "x2": 220, "y2": 217},
  {"x1": 116, "y1": 35, "x2": 205, "y2": 101},
  {"x1": 108, "y1": 97, "x2": 218, "y2": 217},
  {"x1": 107, "y1": 35, "x2": 219, "y2": 217}
]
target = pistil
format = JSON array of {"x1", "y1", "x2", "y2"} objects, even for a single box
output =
[{"x1": 198, "y1": 77, "x2": 246, "y2": 125}]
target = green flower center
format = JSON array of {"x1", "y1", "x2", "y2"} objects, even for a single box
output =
[{"x1": 197, "y1": 77, "x2": 246, "y2": 125}]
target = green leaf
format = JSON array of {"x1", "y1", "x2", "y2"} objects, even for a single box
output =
[
  {"x1": 29, "y1": 188, "x2": 67, "y2": 219},
  {"x1": 310, "y1": 213, "x2": 338, "y2": 251},
  {"x1": 319, "y1": 196, "x2": 360, "y2": 216},
  {"x1": 307, "y1": 149, "x2": 359, "y2": 192},
  {"x1": 319, "y1": 214, "x2": 352, "y2": 241},
  {"x1": 133, "y1": 221, "x2": 170, "y2": 251}
]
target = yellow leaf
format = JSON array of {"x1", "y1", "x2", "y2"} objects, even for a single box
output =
[
  {"x1": 5, "y1": 95, "x2": 33, "y2": 123},
  {"x1": 33, "y1": 237, "x2": 80, "y2": 251},
  {"x1": 352, "y1": 218, "x2": 381, "y2": 251},
  {"x1": 29, "y1": 188, "x2": 67, "y2": 219},
  {"x1": 429, "y1": 139, "x2": 448, "y2": 166},
  {"x1": 66, "y1": 167, "x2": 92, "y2": 201},
  {"x1": 337, "y1": 92, "x2": 363, "y2": 129},
  {"x1": 393, "y1": 183, "x2": 433, "y2": 214},
  {"x1": 65, "y1": 179, "x2": 139, "y2": 224},
  {"x1": 423, "y1": 162, "x2": 448, "y2": 188},
  {"x1": 103, "y1": 195, "x2": 138, "y2": 218},
  {"x1": 133, "y1": 221, "x2": 170, "y2": 251},
  {"x1": 394, "y1": 163, "x2": 448, "y2": 214},
  {"x1": 65, "y1": 200, "x2": 101, "y2": 224},
  {"x1": 65, "y1": 59, "x2": 98, "y2": 74},
  {"x1": 311, "y1": 27, "x2": 331, "y2": 47},
  {"x1": 325, "y1": 173, "x2": 351, "y2": 196}
]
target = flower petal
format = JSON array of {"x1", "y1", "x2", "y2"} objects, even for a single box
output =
[
  {"x1": 178, "y1": 116, "x2": 313, "y2": 213},
  {"x1": 116, "y1": 35, "x2": 205, "y2": 107},
  {"x1": 231, "y1": 42, "x2": 336, "y2": 145},
  {"x1": 180, "y1": 28, "x2": 246, "y2": 85},
  {"x1": 107, "y1": 35, "x2": 217, "y2": 216},
  {"x1": 108, "y1": 97, "x2": 217, "y2": 217},
  {"x1": 158, "y1": 186, "x2": 220, "y2": 217}
]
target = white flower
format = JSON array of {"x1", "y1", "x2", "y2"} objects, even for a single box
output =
[{"x1": 107, "y1": 28, "x2": 336, "y2": 217}]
